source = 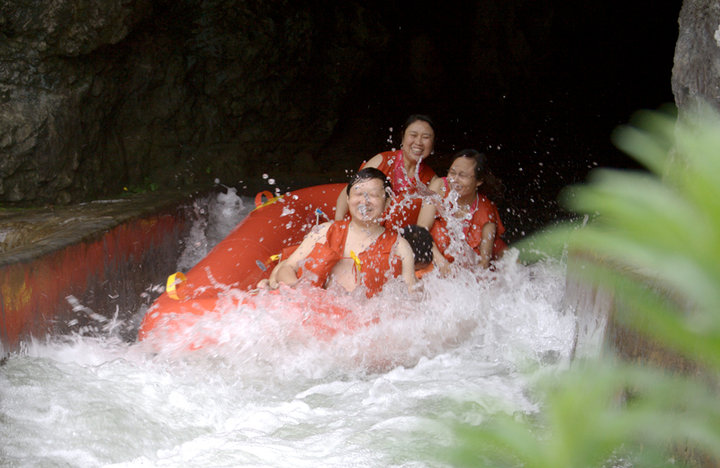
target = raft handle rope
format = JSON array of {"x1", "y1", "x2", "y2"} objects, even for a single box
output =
[
  {"x1": 349, "y1": 250, "x2": 361, "y2": 273},
  {"x1": 253, "y1": 190, "x2": 281, "y2": 210},
  {"x1": 315, "y1": 208, "x2": 329, "y2": 225}
]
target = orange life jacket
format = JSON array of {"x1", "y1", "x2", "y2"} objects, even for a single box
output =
[
  {"x1": 431, "y1": 184, "x2": 507, "y2": 263},
  {"x1": 298, "y1": 220, "x2": 402, "y2": 298},
  {"x1": 362, "y1": 150, "x2": 436, "y2": 230}
]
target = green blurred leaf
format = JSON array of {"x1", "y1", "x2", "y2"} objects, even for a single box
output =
[{"x1": 449, "y1": 104, "x2": 720, "y2": 467}]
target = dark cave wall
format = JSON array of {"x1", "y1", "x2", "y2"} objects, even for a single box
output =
[
  {"x1": 0, "y1": 0, "x2": 154, "y2": 203},
  {"x1": 0, "y1": 0, "x2": 694, "y2": 205},
  {"x1": 0, "y1": 0, "x2": 390, "y2": 203}
]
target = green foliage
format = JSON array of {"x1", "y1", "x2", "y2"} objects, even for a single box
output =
[
  {"x1": 122, "y1": 177, "x2": 160, "y2": 195},
  {"x1": 451, "y1": 105, "x2": 720, "y2": 467},
  {"x1": 450, "y1": 359, "x2": 720, "y2": 467}
]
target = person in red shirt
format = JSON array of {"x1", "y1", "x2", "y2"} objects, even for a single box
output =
[
  {"x1": 418, "y1": 149, "x2": 507, "y2": 269},
  {"x1": 273, "y1": 168, "x2": 416, "y2": 297},
  {"x1": 334, "y1": 114, "x2": 439, "y2": 229}
]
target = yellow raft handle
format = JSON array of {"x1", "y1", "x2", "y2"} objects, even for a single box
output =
[
  {"x1": 166, "y1": 272, "x2": 187, "y2": 300},
  {"x1": 253, "y1": 190, "x2": 279, "y2": 210},
  {"x1": 256, "y1": 253, "x2": 282, "y2": 272}
]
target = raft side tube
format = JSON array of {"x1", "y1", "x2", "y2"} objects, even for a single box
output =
[{"x1": 138, "y1": 183, "x2": 344, "y2": 340}]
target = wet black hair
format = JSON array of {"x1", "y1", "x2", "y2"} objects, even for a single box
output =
[
  {"x1": 450, "y1": 149, "x2": 505, "y2": 201},
  {"x1": 451, "y1": 149, "x2": 485, "y2": 178},
  {"x1": 403, "y1": 114, "x2": 436, "y2": 137},
  {"x1": 346, "y1": 167, "x2": 393, "y2": 197},
  {"x1": 401, "y1": 225, "x2": 434, "y2": 265}
]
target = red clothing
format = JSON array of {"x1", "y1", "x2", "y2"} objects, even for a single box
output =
[
  {"x1": 367, "y1": 150, "x2": 436, "y2": 193},
  {"x1": 431, "y1": 180, "x2": 507, "y2": 263},
  {"x1": 298, "y1": 220, "x2": 402, "y2": 297},
  {"x1": 361, "y1": 150, "x2": 436, "y2": 229},
  {"x1": 414, "y1": 263, "x2": 434, "y2": 279}
]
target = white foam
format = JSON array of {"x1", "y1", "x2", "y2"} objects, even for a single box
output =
[{"x1": 0, "y1": 185, "x2": 591, "y2": 467}]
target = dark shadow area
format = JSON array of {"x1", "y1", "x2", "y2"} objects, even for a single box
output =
[
  {"x1": 0, "y1": 0, "x2": 681, "y2": 242},
  {"x1": 317, "y1": 0, "x2": 680, "y2": 241}
]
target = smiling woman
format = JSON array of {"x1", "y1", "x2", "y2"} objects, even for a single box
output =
[
  {"x1": 418, "y1": 149, "x2": 507, "y2": 269},
  {"x1": 334, "y1": 114, "x2": 439, "y2": 229}
]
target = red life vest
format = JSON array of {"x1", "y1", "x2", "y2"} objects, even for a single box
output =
[
  {"x1": 298, "y1": 220, "x2": 402, "y2": 298},
  {"x1": 431, "y1": 184, "x2": 507, "y2": 263},
  {"x1": 362, "y1": 150, "x2": 436, "y2": 229}
]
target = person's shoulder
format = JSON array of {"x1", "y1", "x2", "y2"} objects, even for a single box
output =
[
  {"x1": 360, "y1": 153, "x2": 385, "y2": 169},
  {"x1": 472, "y1": 196, "x2": 504, "y2": 225},
  {"x1": 306, "y1": 221, "x2": 333, "y2": 238},
  {"x1": 321, "y1": 220, "x2": 343, "y2": 231},
  {"x1": 478, "y1": 195, "x2": 500, "y2": 210},
  {"x1": 420, "y1": 163, "x2": 437, "y2": 179}
]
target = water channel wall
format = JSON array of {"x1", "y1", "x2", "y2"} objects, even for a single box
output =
[
  {"x1": 1, "y1": 193, "x2": 714, "y2": 464},
  {"x1": 0, "y1": 193, "x2": 194, "y2": 355}
]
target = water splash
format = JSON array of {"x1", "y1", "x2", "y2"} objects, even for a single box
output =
[
  {"x1": 0, "y1": 184, "x2": 588, "y2": 467},
  {"x1": 177, "y1": 187, "x2": 251, "y2": 271}
]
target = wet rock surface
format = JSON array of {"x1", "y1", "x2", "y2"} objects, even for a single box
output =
[
  {"x1": 0, "y1": 0, "x2": 389, "y2": 203},
  {"x1": 0, "y1": 191, "x2": 191, "y2": 264},
  {"x1": 673, "y1": 0, "x2": 720, "y2": 115},
  {"x1": 0, "y1": 189, "x2": 196, "y2": 352},
  {"x1": 0, "y1": 0, "x2": 154, "y2": 203}
]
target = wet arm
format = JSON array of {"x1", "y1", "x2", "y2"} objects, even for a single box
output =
[
  {"x1": 258, "y1": 260, "x2": 286, "y2": 289},
  {"x1": 417, "y1": 177, "x2": 444, "y2": 229},
  {"x1": 275, "y1": 262, "x2": 300, "y2": 287},
  {"x1": 431, "y1": 243, "x2": 451, "y2": 275},
  {"x1": 334, "y1": 188, "x2": 349, "y2": 221},
  {"x1": 417, "y1": 202, "x2": 437, "y2": 230},
  {"x1": 275, "y1": 223, "x2": 330, "y2": 287},
  {"x1": 477, "y1": 222, "x2": 497, "y2": 269},
  {"x1": 395, "y1": 238, "x2": 417, "y2": 291}
]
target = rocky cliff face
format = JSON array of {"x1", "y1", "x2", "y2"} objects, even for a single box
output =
[
  {"x1": 673, "y1": 0, "x2": 720, "y2": 115},
  {"x1": 0, "y1": 0, "x2": 388, "y2": 203}
]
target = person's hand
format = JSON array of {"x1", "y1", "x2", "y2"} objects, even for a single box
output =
[
  {"x1": 256, "y1": 277, "x2": 281, "y2": 289},
  {"x1": 431, "y1": 244, "x2": 451, "y2": 276},
  {"x1": 434, "y1": 255, "x2": 452, "y2": 276}
]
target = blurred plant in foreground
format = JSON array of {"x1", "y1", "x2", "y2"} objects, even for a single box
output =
[{"x1": 447, "y1": 104, "x2": 720, "y2": 467}]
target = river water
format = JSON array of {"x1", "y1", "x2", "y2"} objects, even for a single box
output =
[{"x1": 0, "y1": 188, "x2": 596, "y2": 467}]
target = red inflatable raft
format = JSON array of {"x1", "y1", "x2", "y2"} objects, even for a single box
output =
[{"x1": 138, "y1": 183, "x2": 348, "y2": 344}]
